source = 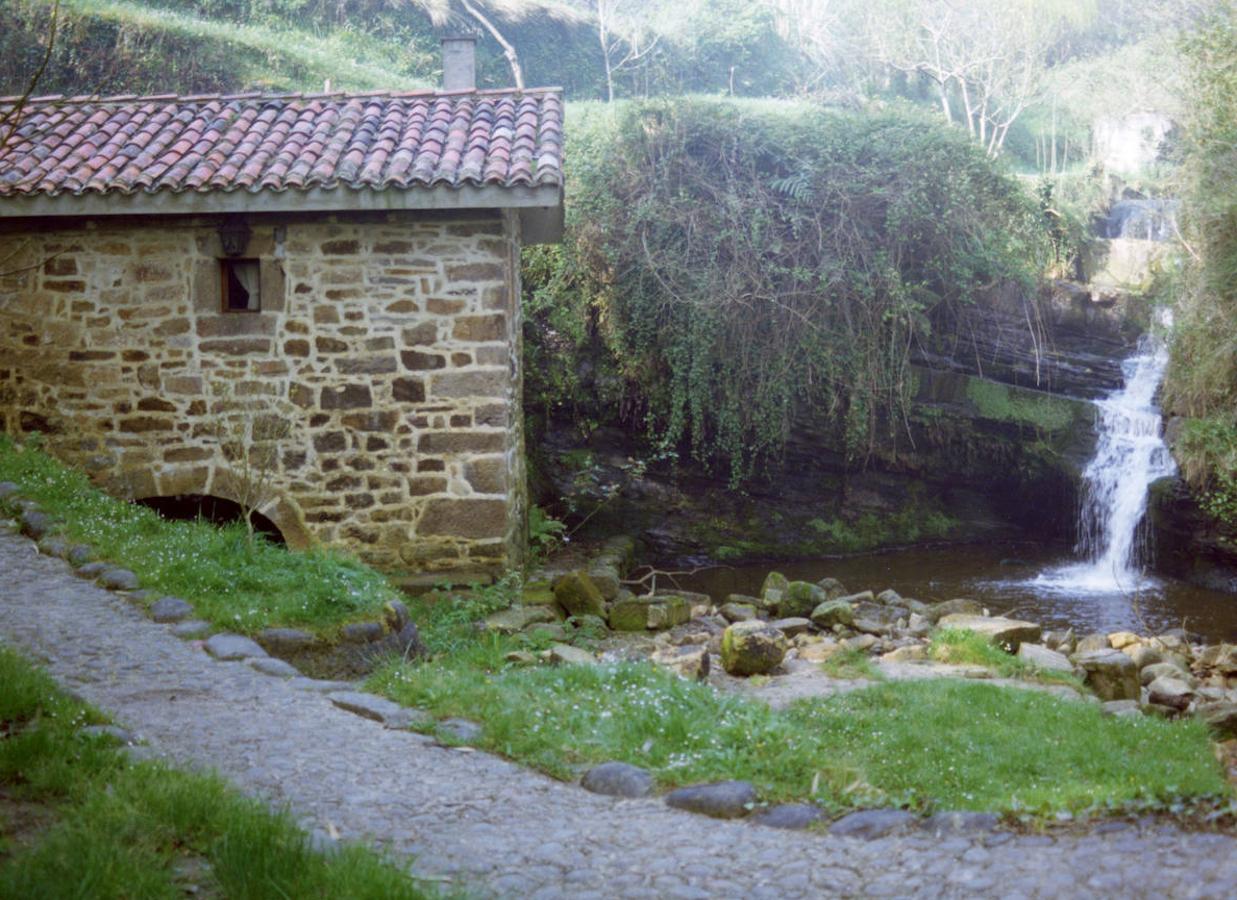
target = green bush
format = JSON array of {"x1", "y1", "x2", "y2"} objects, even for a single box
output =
[{"x1": 523, "y1": 97, "x2": 1050, "y2": 485}]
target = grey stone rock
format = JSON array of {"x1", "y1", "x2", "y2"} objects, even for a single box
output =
[
  {"x1": 1075, "y1": 632, "x2": 1112, "y2": 654},
  {"x1": 810, "y1": 600, "x2": 854, "y2": 629},
  {"x1": 751, "y1": 804, "x2": 825, "y2": 830},
  {"x1": 1076, "y1": 649, "x2": 1140, "y2": 701},
  {"x1": 586, "y1": 564, "x2": 622, "y2": 601},
  {"x1": 341, "y1": 621, "x2": 385, "y2": 643},
  {"x1": 150, "y1": 596, "x2": 194, "y2": 624},
  {"x1": 1197, "y1": 701, "x2": 1237, "y2": 739},
  {"x1": 37, "y1": 536, "x2": 69, "y2": 558},
  {"x1": 1146, "y1": 675, "x2": 1194, "y2": 711},
  {"x1": 80, "y1": 724, "x2": 137, "y2": 745},
  {"x1": 75, "y1": 561, "x2": 109, "y2": 578},
  {"x1": 921, "y1": 811, "x2": 1001, "y2": 835},
  {"x1": 927, "y1": 598, "x2": 984, "y2": 623},
  {"x1": 65, "y1": 544, "x2": 94, "y2": 566},
  {"x1": 383, "y1": 599, "x2": 411, "y2": 632},
  {"x1": 98, "y1": 568, "x2": 140, "y2": 591},
  {"x1": 875, "y1": 589, "x2": 902, "y2": 606},
  {"x1": 328, "y1": 691, "x2": 412, "y2": 726},
  {"x1": 580, "y1": 762, "x2": 655, "y2": 798},
  {"x1": 937, "y1": 614, "x2": 1041, "y2": 651},
  {"x1": 829, "y1": 809, "x2": 917, "y2": 839},
  {"x1": 438, "y1": 717, "x2": 484, "y2": 744},
  {"x1": 257, "y1": 627, "x2": 316, "y2": 651},
  {"x1": 719, "y1": 602, "x2": 759, "y2": 623},
  {"x1": 664, "y1": 781, "x2": 757, "y2": 819},
  {"x1": 1016, "y1": 643, "x2": 1072, "y2": 672},
  {"x1": 547, "y1": 643, "x2": 596, "y2": 666},
  {"x1": 19, "y1": 508, "x2": 53, "y2": 540},
  {"x1": 1101, "y1": 700, "x2": 1143, "y2": 718},
  {"x1": 0, "y1": 481, "x2": 20, "y2": 500},
  {"x1": 171, "y1": 620, "x2": 211, "y2": 639},
  {"x1": 248, "y1": 656, "x2": 301, "y2": 678},
  {"x1": 483, "y1": 605, "x2": 560, "y2": 634},
  {"x1": 288, "y1": 677, "x2": 359, "y2": 693},
  {"x1": 650, "y1": 645, "x2": 710, "y2": 681},
  {"x1": 1141, "y1": 661, "x2": 1192, "y2": 687},
  {"x1": 852, "y1": 617, "x2": 889, "y2": 637},
  {"x1": 203, "y1": 633, "x2": 267, "y2": 661},
  {"x1": 770, "y1": 617, "x2": 813, "y2": 637}
]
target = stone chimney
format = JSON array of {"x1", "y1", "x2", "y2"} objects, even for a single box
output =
[{"x1": 441, "y1": 36, "x2": 477, "y2": 91}]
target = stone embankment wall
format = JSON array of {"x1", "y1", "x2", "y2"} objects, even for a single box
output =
[{"x1": 0, "y1": 211, "x2": 526, "y2": 575}]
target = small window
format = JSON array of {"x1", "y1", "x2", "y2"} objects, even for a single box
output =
[{"x1": 221, "y1": 259, "x2": 261, "y2": 312}]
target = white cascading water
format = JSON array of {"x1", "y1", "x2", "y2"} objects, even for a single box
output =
[{"x1": 1038, "y1": 325, "x2": 1176, "y2": 593}]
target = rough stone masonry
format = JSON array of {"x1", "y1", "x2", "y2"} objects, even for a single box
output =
[{"x1": 0, "y1": 211, "x2": 529, "y2": 575}]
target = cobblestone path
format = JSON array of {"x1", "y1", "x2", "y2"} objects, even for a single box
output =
[{"x1": 1, "y1": 530, "x2": 1234, "y2": 899}]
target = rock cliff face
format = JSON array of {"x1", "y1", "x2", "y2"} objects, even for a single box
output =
[
  {"x1": 537, "y1": 281, "x2": 1132, "y2": 566},
  {"x1": 1148, "y1": 478, "x2": 1237, "y2": 594}
]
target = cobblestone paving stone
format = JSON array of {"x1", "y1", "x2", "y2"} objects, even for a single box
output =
[{"x1": 1, "y1": 530, "x2": 1235, "y2": 899}]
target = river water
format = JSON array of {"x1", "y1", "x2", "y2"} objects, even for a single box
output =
[{"x1": 677, "y1": 543, "x2": 1237, "y2": 643}]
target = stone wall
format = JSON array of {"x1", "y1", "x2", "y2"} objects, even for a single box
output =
[{"x1": 0, "y1": 210, "x2": 527, "y2": 576}]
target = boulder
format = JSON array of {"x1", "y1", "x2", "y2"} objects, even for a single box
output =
[
  {"x1": 1101, "y1": 700, "x2": 1142, "y2": 718},
  {"x1": 875, "y1": 589, "x2": 902, "y2": 605},
  {"x1": 650, "y1": 645, "x2": 710, "y2": 681},
  {"x1": 810, "y1": 599, "x2": 855, "y2": 629},
  {"x1": 519, "y1": 586, "x2": 560, "y2": 608},
  {"x1": 926, "y1": 598, "x2": 983, "y2": 623},
  {"x1": 770, "y1": 617, "x2": 813, "y2": 638},
  {"x1": 1197, "y1": 701, "x2": 1237, "y2": 739},
  {"x1": 98, "y1": 568, "x2": 140, "y2": 592},
  {"x1": 586, "y1": 564, "x2": 622, "y2": 601},
  {"x1": 1016, "y1": 643, "x2": 1072, "y2": 672},
  {"x1": 553, "y1": 571, "x2": 607, "y2": 619},
  {"x1": 257, "y1": 627, "x2": 316, "y2": 652},
  {"x1": 760, "y1": 571, "x2": 790, "y2": 602},
  {"x1": 837, "y1": 590, "x2": 876, "y2": 607},
  {"x1": 815, "y1": 577, "x2": 847, "y2": 598},
  {"x1": 852, "y1": 618, "x2": 890, "y2": 637},
  {"x1": 1044, "y1": 628, "x2": 1075, "y2": 653},
  {"x1": 483, "y1": 605, "x2": 560, "y2": 635},
  {"x1": 720, "y1": 621, "x2": 787, "y2": 676},
  {"x1": 581, "y1": 762, "x2": 655, "y2": 798},
  {"x1": 1108, "y1": 631, "x2": 1141, "y2": 650},
  {"x1": 726, "y1": 593, "x2": 764, "y2": 611},
  {"x1": 1146, "y1": 676, "x2": 1194, "y2": 711},
  {"x1": 937, "y1": 614, "x2": 1041, "y2": 651},
  {"x1": 19, "y1": 508, "x2": 53, "y2": 540},
  {"x1": 882, "y1": 645, "x2": 928, "y2": 663},
  {"x1": 1140, "y1": 661, "x2": 1193, "y2": 687},
  {"x1": 664, "y1": 781, "x2": 757, "y2": 819},
  {"x1": 1075, "y1": 633, "x2": 1112, "y2": 654},
  {"x1": 608, "y1": 594, "x2": 692, "y2": 631},
  {"x1": 547, "y1": 643, "x2": 596, "y2": 666},
  {"x1": 844, "y1": 634, "x2": 879, "y2": 652},
  {"x1": 776, "y1": 581, "x2": 826, "y2": 618},
  {"x1": 1075, "y1": 649, "x2": 1139, "y2": 701},
  {"x1": 718, "y1": 602, "x2": 759, "y2": 623},
  {"x1": 1123, "y1": 643, "x2": 1162, "y2": 670}
]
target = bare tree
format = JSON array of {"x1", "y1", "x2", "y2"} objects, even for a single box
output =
[
  {"x1": 412, "y1": 0, "x2": 582, "y2": 89},
  {"x1": 571, "y1": 0, "x2": 659, "y2": 101}
]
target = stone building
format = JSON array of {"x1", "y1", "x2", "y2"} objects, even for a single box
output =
[{"x1": 0, "y1": 60, "x2": 564, "y2": 578}]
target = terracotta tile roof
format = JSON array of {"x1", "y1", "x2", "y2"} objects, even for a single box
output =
[{"x1": 0, "y1": 88, "x2": 563, "y2": 200}]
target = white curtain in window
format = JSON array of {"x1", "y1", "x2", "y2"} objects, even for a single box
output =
[{"x1": 234, "y1": 261, "x2": 261, "y2": 310}]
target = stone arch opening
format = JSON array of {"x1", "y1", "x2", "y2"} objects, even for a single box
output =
[{"x1": 137, "y1": 494, "x2": 286, "y2": 545}]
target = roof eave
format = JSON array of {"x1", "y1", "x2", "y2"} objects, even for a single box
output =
[{"x1": 0, "y1": 183, "x2": 564, "y2": 243}]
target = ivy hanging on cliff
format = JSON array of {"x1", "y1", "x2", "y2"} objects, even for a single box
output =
[{"x1": 523, "y1": 97, "x2": 1049, "y2": 485}]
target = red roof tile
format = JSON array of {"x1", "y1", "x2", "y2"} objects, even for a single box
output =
[{"x1": 0, "y1": 89, "x2": 563, "y2": 200}]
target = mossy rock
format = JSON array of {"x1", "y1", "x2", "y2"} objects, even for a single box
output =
[
  {"x1": 553, "y1": 571, "x2": 607, "y2": 619},
  {"x1": 720, "y1": 621, "x2": 788, "y2": 676},
  {"x1": 776, "y1": 581, "x2": 826, "y2": 618},
  {"x1": 810, "y1": 599, "x2": 855, "y2": 629},
  {"x1": 760, "y1": 571, "x2": 790, "y2": 601},
  {"x1": 816, "y1": 577, "x2": 847, "y2": 600},
  {"x1": 520, "y1": 587, "x2": 560, "y2": 608},
  {"x1": 609, "y1": 594, "x2": 692, "y2": 632}
]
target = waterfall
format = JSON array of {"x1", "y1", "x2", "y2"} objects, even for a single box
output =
[{"x1": 1038, "y1": 330, "x2": 1176, "y2": 593}]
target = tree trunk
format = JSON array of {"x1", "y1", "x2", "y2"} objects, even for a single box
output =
[{"x1": 460, "y1": 0, "x2": 524, "y2": 89}]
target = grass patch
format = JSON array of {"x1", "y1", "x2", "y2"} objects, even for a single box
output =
[
  {"x1": 0, "y1": 645, "x2": 439, "y2": 899},
  {"x1": 58, "y1": 0, "x2": 431, "y2": 92},
  {"x1": 370, "y1": 652, "x2": 1228, "y2": 816},
  {"x1": 819, "y1": 647, "x2": 884, "y2": 681},
  {"x1": 0, "y1": 437, "x2": 399, "y2": 634},
  {"x1": 928, "y1": 628, "x2": 1084, "y2": 689}
]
